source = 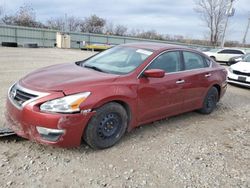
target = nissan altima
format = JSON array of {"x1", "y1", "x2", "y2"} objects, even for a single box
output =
[{"x1": 5, "y1": 43, "x2": 227, "y2": 149}]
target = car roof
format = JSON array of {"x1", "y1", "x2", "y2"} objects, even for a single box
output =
[
  {"x1": 220, "y1": 48, "x2": 245, "y2": 52},
  {"x1": 121, "y1": 42, "x2": 188, "y2": 51}
]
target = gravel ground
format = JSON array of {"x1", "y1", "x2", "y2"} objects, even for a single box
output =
[{"x1": 0, "y1": 47, "x2": 249, "y2": 188}]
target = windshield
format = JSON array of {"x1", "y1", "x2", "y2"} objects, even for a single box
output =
[
  {"x1": 243, "y1": 54, "x2": 250, "y2": 62},
  {"x1": 81, "y1": 46, "x2": 153, "y2": 75}
]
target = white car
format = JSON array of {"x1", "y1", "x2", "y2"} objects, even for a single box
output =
[
  {"x1": 227, "y1": 54, "x2": 250, "y2": 87},
  {"x1": 204, "y1": 48, "x2": 246, "y2": 62}
]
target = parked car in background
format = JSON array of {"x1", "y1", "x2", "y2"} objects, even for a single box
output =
[
  {"x1": 5, "y1": 43, "x2": 227, "y2": 149},
  {"x1": 196, "y1": 47, "x2": 212, "y2": 52},
  {"x1": 227, "y1": 54, "x2": 250, "y2": 88},
  {"x1": 227, "y1": 53, "x2": 250, "y2": 66},
  {"x1": 204, "y1": 48, "x2": 246, "y2": 63}
]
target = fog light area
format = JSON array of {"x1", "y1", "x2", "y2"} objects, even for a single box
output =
[{"x1": 36, "y1": 126, "x2": 65, "y2": 142}]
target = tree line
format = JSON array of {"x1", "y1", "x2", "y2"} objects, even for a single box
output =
[
  {"x1": 0, "y1": 3, "x2": 249, "y2": 47},
  {"x1": 0, "y1": 5, "x2": 169, "y2": 39}
]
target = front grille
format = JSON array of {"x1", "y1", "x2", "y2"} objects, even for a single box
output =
[
  {"x1": 233, "y1": 70, "x2": 250, "y2": 77},
  {"x1": 9, "y1": 85, "x2": 38, "y2": 107}
]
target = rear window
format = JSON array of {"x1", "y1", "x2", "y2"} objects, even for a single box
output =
[{"x1": 183, "y1": 51, "x2": 208, "y2": 70}]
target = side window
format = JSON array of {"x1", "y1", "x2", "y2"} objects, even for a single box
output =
[
  {"x1": 218, "y1": 49, "x2": 244, "y2": 54},
  {"x1": 183, "y1": 51, "x2": 207, "y2": 70},
  {"x1": 218, "y1": 50, "x2": 230, "y2": 54},
  {"x1": 204, "y1": 58, "x2": 212, "y2": 66},
  {"x1": 147, "y1": 51, "x2": 181, "y2": 73},
  {"x1": 233, "y1": 50, "x2": 244, "y2": 55}
]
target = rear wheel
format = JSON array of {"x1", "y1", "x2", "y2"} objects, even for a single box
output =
[
  {"x1": 84, "y1": 102, "x2": 128, "y2": 149},
  {"x1": 199, "y1": 87, "x2": 219, "y2": 114}
]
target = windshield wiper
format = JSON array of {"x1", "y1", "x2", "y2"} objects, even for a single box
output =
[{"x1": 84, "y1": 65, "x2": 105, "y2": 73}]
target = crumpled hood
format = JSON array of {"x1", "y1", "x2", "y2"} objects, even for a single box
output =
[
  {"x1": 20, "y1": 63, "x2": 119, "y2": 93},
  {"x1": 231, "y1": 61, "x2": 250, "y2": 73}
]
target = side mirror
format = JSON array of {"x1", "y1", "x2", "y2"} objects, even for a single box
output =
[{"x1": 143, "y1": 69, "x2": 165, "y2": 78}]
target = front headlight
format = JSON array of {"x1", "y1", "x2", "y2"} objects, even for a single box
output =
[
  {"x1": 228, "y1": 67, "x2": 233, "y2": 73},
  {"x1": 40, "y1": 92, "x2": 91, "y2": 113}
]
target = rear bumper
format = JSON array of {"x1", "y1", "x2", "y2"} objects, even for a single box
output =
[{"x1": 5, "y1": 98, "x2": 95, "y2": 148}]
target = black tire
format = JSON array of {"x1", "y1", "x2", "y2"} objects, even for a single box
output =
[
  {"x1": 84, "y1": 102, "x2": 128, "y2": 149},
  {"x1": 210, "y1": 56, "x2": 216, "y2": 62},
  {"x1": 199, "y1": 87, "x2": 219, "y2": 114},
  {"x1": 2, "y1": 42, "x2": 18, "y2": 47}
]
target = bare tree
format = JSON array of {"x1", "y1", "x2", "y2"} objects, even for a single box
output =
[
  {"x1": 47, "y1": 16, "x2": 81, "y2": 32},
  {"x1": 104, "y1": 21, "x2": 114, "y2": 34},
  {"x1": 136, "y1": 30, "x2": 164, "y2": 40},
  {"x1": 194, "y1": 0, "x2": 228, "y2": 46},
  {"x1": 67, "y1": 16, "x2": 81, "y2": 32},
  {"x1": 46, "y1": 17, "x2": 64, "y2": 30},
  {"x1": 2, "y1": 16, "x2": 15, "y2": 25},
  {"x1": 16, "y1": 4, "x2": 36, "y2": 26},
  {"x1": 114, "y1": 24, "x2": 127, "y2": 36},
  {"x1": 80, "y1": 15, "x2": 106, "y2": 33},
  {"x1": 2, "y1": 4, "x2": 44, "y2": 27},
  {"x1": 129, "y1": 28, "x2": 141, "y2": 37}
]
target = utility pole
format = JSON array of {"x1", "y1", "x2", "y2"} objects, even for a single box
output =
[
  {"x1": 64, "y1": 13, "x2": 68, "y2": 33},
  {"x1": 242, "y1": 17, "x2": 250, "y2": 46},
  {"x1": 221, "y1": 0, "x2": 235, "y2": 48}
]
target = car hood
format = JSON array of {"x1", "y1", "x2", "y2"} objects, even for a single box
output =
[
  {"x1": 231, "y1": 61, "x2": 250, "y2": 73},
  {"x1": 20, "y1": 63, "x2": 120, "y2": 93}
]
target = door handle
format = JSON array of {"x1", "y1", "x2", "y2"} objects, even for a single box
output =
[
  {"x1": 205, "y1": 73, "x2": 211, "y2": 78},
  {"x1": 176, "y1": 79, "x2": 185, "y2": 84}
]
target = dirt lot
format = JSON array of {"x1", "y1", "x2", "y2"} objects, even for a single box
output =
[{"x1": 0, "y1": 47, "x2": 249, "y2": 187}]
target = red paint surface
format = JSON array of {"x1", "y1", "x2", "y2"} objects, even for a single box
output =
[{"x1": 5, "y1": 43, "x2": 227, "y2": 148}]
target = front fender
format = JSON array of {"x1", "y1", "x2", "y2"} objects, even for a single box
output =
[{"x1": 79, "y1": 84, "x2": 138, "y2": 131}]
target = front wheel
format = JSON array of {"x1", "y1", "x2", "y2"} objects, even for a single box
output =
[
  {"x1": 84, "y1": 102, "x2": 128, "y2": 149},
  {"x1": 199, "y1": 87, "x2": 219, "y2": 114}
]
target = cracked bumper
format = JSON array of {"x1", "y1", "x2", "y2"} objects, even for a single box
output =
[{"x1": 5, "y1": 98, "x2": 95, "y2": 148}]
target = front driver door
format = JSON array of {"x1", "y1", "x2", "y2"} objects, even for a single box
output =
[{"x1": 137, "y1": 51, "x2": 185, "y2": 124}]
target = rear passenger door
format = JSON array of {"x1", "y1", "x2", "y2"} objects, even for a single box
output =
[{"x1": 180, "y1": 51, "x2": 212, "y2": 111}]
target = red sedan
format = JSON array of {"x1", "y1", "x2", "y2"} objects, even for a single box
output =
[{"x1": 5, "y1": 43, "x2": 227, "y2": 149}]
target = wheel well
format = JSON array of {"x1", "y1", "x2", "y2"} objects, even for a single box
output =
[
  {"x1": 213, "y1": 84, "x2": 221, "y2": 100},
  {"x1": 210, "y1": 56, "x2": 216, "y2": 59},
  {"x1": 113, "y1": 100, "x2": 132, "y2": 124}
]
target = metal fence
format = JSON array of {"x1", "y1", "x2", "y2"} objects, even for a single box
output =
[{"x1": 0, "y1": 24, "x2": 211, "y2": 49}]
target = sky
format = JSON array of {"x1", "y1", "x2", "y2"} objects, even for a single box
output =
[{"x1": 1, "y1": 0, "x2": 250, "y2": 43}]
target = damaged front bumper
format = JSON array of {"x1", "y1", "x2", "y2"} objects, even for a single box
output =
[{"x1": 5, "y1": 98, "x2": 95, "y2": 148}]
